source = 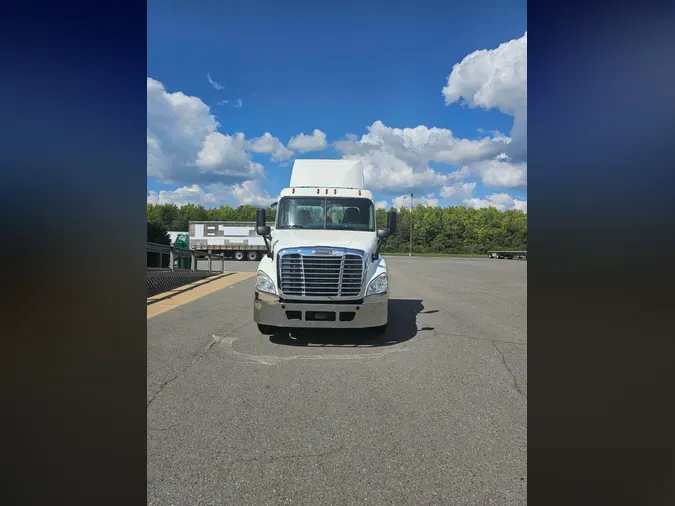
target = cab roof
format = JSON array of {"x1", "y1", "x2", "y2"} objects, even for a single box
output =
[{"x1": 289, "y1": 159, "x2": 365, "y2": 189}]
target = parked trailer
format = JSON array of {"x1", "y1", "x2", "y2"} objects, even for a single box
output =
[
  {"x1": 188, "y1": 221, "x2": 276, "y2": 261},
  {"x1": 488, "y1": 250, "x2": 527, "y2": 260}
]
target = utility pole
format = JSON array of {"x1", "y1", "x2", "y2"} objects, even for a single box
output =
[{"x1": 409, "y1": 193, "x2": 413, "y2": 257}]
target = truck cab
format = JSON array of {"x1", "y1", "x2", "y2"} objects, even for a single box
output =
[{"x1": 253, "y1": 159, "x2": 397, "y2": 335}]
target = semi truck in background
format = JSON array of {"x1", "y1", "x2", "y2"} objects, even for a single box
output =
[
  {"x1": 252, "y1": 159, "x2": 397, "y2": 335},
  {"x1": 185, "y1": 221, "x2": 276, "y2": 261}
]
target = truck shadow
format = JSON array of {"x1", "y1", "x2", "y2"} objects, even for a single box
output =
[{"x1": 269, "y1": 299, "x2": 429, "y2": 348}]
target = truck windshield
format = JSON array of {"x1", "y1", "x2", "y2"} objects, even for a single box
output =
[{"x1": 276, "y1": 197, "x2": 375, "y2": 231}]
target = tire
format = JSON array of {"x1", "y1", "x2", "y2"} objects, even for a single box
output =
[
  {"x1": 247, "y1": 251, "x2": 258, "y2": 261},
  {"x1": 234, "y1": 251, "x2": 245, "y2": 261},
  {"x1": 257, "y1": 323, "x2": 278, "y2": 335}
]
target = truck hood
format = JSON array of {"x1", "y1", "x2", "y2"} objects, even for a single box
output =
[{"x1": 271, "y1": 229, "x2": 377, "y2": 256}]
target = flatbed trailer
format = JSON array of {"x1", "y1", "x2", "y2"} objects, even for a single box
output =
[
  {"x1": 188, "y1": 220, "x2": 276, "y2": 261},
  {"x1": 487, "y1": 250, "x2": 527, "y2": 260}
]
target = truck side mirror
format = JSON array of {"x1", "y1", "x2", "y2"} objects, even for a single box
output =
[
  {"x1": 256, "y1": 208, "x2": 271, "y2": 235},
  {"x1": 387, "y1": 210, "x2": 397, "y2": 234},
  {"x1": 256, "y1": 208, "x2": 266, "y2": 228},
  {"x1": 376, "y1": 228, "x2": 391, "y2": 240},
  {"x1": 374, "y1": 214, "x2": 395, "y2": 260}
]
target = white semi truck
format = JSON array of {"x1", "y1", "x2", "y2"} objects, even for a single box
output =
[{"x1": 253, "y1": 159, "x2": 397, "y2": 335}]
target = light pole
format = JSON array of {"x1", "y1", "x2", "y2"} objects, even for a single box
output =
[{"x1": 409, "y1": 193, "x2": 413, "y2": 257}]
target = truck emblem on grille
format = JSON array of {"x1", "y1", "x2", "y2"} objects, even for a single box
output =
[{"x1": 313, "y1": 248, "x2": 335, "y2": 256}]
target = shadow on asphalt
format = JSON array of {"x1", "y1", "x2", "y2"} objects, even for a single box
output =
[{"x1": 269, "y1": 299, "x2": 430, "y2": 348}]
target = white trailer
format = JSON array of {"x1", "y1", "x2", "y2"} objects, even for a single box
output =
[{"x1": 188, "y1": 221, "x2": 276, "y2": 261}]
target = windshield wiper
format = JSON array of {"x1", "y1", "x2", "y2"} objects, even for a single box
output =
[{"x1": 333, "y1": 225, "x2": 363, "y2": 231}]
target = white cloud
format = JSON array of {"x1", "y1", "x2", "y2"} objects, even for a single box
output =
[
  {"x1": 463, "y1": 193, "x2": 527, "y2": 213},
  {"x1": 147, "y1": 134, "x2": 170, "y2": 179},
  {"x1": 443, "y1": 32, "x2": 527, "y2": 114},
  {"x1": 335, "y1": 121, "x2": 508, "y2": 194},
  {"x1": 196, "y1": 132, "x2": 247, "y2": 169},
  {"x1": 248, "y1": 132, "x2": 293, "y2": 162},
  {"x1": 375, "y1": 200, "x2": 389, "y2": 210},
  {"x1": 443, "y1": 32, "x2": 527, "y2": 162},
  {"x1": 195, "y1": 132, "x2": 265, "y2": 182},
  {"x1": 147, "y1": 77, "x2": 217, "y2": 180},
  {"x1": 440, "y1": 182, "x2": 476, "y2": 201},
  {"x1": 392, "y1": 193, "x2": 439, "y2": 209},
  {"x1": 465, "y1": 156, "x2": 527, "y2": 188},
  {"x1": 288, "y1": 129, "x2": 328, "y2": 153},
  {"x1": 434, "y1": 136, "x2": 509, "y2": 165},
  {"x1": 513, "y1": 199, "x2": 527, "y2": 213},
  {"x1": 206, "y1": 73, "x2": 225, "y2": 91},
  {"x1": 345, "y1": 120, "x2": 507, "y2": 167},
  {"x1": 147, "y1": 185, "x2": 218, "y2": 207},
  {"x1": 147, "y1": 78, "x2": 262, "y2": 185},
  {"x1": 234, "y1": 98, "x2": 243, "y2": 108},
  {"x1": 345, "y1": 152, "x2": 451, "y2": 194},
  {"x1": 209, "y1": 180, "x2": 276, "y2": 207},
  {"x1": 147, "y1": 180, "x2": 276, "y2": 208}
]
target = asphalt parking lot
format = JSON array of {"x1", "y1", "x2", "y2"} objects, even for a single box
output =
[{"x1": 147, "y1": 256, "x2": 527, "y2": 505}]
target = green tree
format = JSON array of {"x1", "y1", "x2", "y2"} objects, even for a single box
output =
[
  {"x1": 147, "y1": 220, "x2": 171, "y2": 245},
  {"x1": 146, "y1": 202, "x2": 527, "y2": 254}
]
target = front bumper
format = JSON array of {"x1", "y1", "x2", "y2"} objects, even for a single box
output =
[{"x1": 254, "y1": 292, "x2": 388, "y2": 328}]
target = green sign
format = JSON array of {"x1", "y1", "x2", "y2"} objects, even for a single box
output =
[{"x1": 175, "y1": 233, "x2": 189, "y2": 249}]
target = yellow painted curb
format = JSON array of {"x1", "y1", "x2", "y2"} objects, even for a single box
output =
[{"x1": 147, "y1": 272, "x2": 256, "y2": 319}]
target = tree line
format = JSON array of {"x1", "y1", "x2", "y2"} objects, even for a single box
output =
[{"x1": 147, "y1": 203, "x2": 527, "y2": 254}]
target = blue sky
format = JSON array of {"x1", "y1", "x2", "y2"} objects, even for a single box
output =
[{"x1": 147, "y1": 0, "x2": 527, "y2": 212}]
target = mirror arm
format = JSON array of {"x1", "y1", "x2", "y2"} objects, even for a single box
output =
[
  {"x1": 263, "y1": 234, "x2": 273, "y2": 259},
  {"x1": 373, "y1": 230, "x2": 390, "y2": 260}
]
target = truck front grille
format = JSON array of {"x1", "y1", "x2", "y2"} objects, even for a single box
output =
[{"x1": 279, "y1": 253, "x2": 364, "y2": 298}]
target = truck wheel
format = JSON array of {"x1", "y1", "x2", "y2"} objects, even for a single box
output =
[
  {"x1": 234, "y1": 251, "x2": 245, "y2": 261},
  {"x1": 247, "y1": 251, "x2": 258, "y2": 261},
  {"x1": 257, "y1": 324, "x2": 278, "y2": 335}
]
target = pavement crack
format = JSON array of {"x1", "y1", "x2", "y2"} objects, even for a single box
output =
[
  {"x1": 147, "y1": 373, "x2": 179, "y2": 408},
  {"x1": 492, "y1": 342, "x2": 526, "y2": 399},
  {"x1": 147, "y1": 322, "x2": 249, "y2": 409},
  {"x1": 463, "y1": 334, "x2": 526, "y2": 346}
]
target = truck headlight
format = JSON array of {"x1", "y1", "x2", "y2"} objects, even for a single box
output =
[
  {"x1": 255, "y1": 270, "x2": 276, "y2": 295},
  {"x1": 366, "y1": 272, "x2": 388, "y2": 296}
]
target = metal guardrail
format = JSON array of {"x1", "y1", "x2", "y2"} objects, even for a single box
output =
[
  {"x1": 147, "y1": 242, "x2": 227, "y2": 296},
  {"x1": 147, "y1": 242, "x2": 226, "y2": 273}
]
